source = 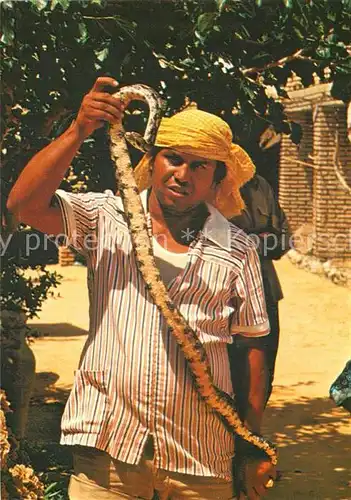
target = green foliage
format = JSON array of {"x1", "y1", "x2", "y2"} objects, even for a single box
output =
[
  {"x1": 44, "y1": 482, "x2": 68, "y2": 500},
  {"x1": 22, "y1": 439, "x2": 72, "y2": 499},
  {"x1": 1, "y1": 0, "x2": 350, "y2": 180},
  {"x1": 0, "y1": 260, "x2": 61, "y2": 319},
  {"x1": 0, "y1": 0, "x2": 350, "y2": 196}
]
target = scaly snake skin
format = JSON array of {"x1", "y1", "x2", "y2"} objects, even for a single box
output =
[{"x1": 109, "y1": 84, "x2": 278, "y2": 466}]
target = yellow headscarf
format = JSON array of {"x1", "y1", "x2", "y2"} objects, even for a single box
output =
[{"x1": 134, "y1": 108, "x2": 255, "y2": 218}]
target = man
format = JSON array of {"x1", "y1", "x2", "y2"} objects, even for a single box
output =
[
  {"x1": 231, "y1": 174, "x2": 291, "y2": 402},
  {"x1": 7, "y1": 77, "x2": 276, "y2": 499}
]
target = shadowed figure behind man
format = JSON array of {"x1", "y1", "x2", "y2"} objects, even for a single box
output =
[{"x1": 230, "y1": 174, "x2": 292, "y2": 404}]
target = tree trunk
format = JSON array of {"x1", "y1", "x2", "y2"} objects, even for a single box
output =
[{"x1": 0, "y1": 311, "x2": 36, "y2": 439}]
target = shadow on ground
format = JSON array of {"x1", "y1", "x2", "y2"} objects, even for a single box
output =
[
  {"x1": 264, "y1": 397, "x2": 350, "y2": 499},
  {"x1": 26, "y1": 372, "x2": 72, "y2": 499},
  {"x1": 26, "y1": 374, "x2": 350, "y2": 499},
  {"x1": 30, "y1": 323, "x2": 88, "y2": 338}
]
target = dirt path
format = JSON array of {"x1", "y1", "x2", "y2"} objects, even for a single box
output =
[{"x1": 28, "y1": 257, "x2": 351, "y2": 499}]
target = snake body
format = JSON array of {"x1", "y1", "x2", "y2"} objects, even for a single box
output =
[{"x1": 109, "y1": 84, "x2": 278, "y2": 466}]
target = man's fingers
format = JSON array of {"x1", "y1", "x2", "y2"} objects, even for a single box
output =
[
  {"x1": 90, "y1": 92, "x2": 125, "y2": 110},
  {"x1": 91, "y1": 76, "x2": 118, "y2": 93},
  {"x1": 254, "y1": 470, "x2": 276, "y2": 497},
  {"x1": 88, "y1": 100, "x2": 123, "y2": 122},
  {"x1": 262, "y1": 471, "x2": 276, "y2": 490},
  {"x1": 243, "y1": 460, "x2": 277, "y2": 499},
  {"x1": 84, "y1": 108, "x2": 119, "y2": 125}
]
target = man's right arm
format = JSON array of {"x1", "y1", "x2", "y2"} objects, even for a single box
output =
[
  {"x1": 6, "y1": 76, "x2": 123, "y2": 237},
  {"x1": 7, "y1": 122, "x2": 86, "y2": 235}
]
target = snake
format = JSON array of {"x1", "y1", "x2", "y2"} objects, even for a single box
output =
[{"x1": 109, "y1": 84, "x2": 278, "y2": 466}]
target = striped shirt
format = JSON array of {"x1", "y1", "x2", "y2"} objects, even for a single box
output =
[{"x1": 54, "y1": 188, "x2": 269, "y2": 480}]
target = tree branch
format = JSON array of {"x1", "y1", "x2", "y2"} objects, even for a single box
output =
[
  {"x1": 82, "y1": 15, "x2": 121, "y2": 20},
  {"x1": 242, "y1": 49, "x2": 305, "y2": 76},
  {"x1": 334, "y1": 130, "x2": 351, "y2": 194},
  {"x1": 284, "y1": 156, "x2": 317, "y2": 169}
]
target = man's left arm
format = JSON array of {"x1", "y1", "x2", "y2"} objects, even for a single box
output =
[
  {"x1": 229, "y1": 246, "x2": 277, "y2": 497},
  {"x1": 233, "y1": 338, "x2": 267, "y2": 432},
  {"x1": 230, "y1": 337, "x2": 277, "y2": 499}
]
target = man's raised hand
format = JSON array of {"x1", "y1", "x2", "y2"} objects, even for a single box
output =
[{"x1": 74, "y1": 76, "x2": 124, "y2": 140}]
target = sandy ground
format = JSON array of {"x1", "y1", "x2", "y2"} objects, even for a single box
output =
[{"x1": 27, "y1": 257, "x2": 351, "y2": 499}]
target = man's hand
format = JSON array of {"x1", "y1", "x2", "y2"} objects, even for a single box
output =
[
  {"x1": 74, "y1": 76, "x2": 125, "y2": 140},
  {"x1": 237, "y1": 458, "x2": 277, "y2": 499}
]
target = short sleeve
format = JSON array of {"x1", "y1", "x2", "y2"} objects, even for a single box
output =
[
  {"x1": 53, "y1": 189, "x2": 112, "y2": 254},
  {"x1": 230, "y1": 246, "x2": 270, "y2": 337}
]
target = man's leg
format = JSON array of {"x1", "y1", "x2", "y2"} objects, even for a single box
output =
[
  {"x1": 156, "y1": 470, "x2": 235, "y2": 500},
  {"x1": 69, "y1": 474, "x2": 133, "y2": 499},
  {"x1": 265, "y1": 303, "x2": 279, "y2": 402},
  {"x1": 68, "y1": 446, "x2": 155, "y2": 500}
]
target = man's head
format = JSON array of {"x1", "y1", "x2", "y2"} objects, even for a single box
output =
[
  {"x1": 149, "y1": 146, "x2": 226, "y2": 212},
  {"x1": 134, "y1": 108, "x2": 255, "y2": 218}
]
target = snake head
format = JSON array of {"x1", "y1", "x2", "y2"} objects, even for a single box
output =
[{"x1": 125, "y1": 132, "x2": 152, "y2": 152}]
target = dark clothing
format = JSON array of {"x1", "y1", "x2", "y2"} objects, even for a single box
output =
[
  {"x1": 264, "y1": 302, "x2": 279, "y2": 400},
  {"x1": 330, "y1": 360, "x2": 351, "y2": 412},
  {"x1": 230, "y1": 175, "x2": 291, "y2": 399},
  {"x1": 231, "y1": 175, "x2": 291, "y2": 305}
]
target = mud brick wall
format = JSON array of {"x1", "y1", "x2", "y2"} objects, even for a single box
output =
[
  {"x1": 279, "y1": 111, "x2": 314, "y2": 232},
  {"x1": 313, "y1": 105, "x2": 351, "y2": 260},
  {"x1": 279, "y1": 83, "x2": 351, "y2": 263},
  {"x1": 59, "y1": 246, "x2": 75, "y2": 266}
]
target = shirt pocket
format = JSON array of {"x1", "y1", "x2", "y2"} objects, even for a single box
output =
[
  {"x1": 61, "y1": 369, "x2": 109, "y2": 436},
  {"x1": 257, "y1": 205, "x2": 270, "y2": 228}
]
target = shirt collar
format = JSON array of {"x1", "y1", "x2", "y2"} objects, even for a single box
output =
[
  {"x1": 139, "y1": 190, "x2": 231, "y2": 252},
  {"x1": 202, "y1": 204, "x2": 231, "y2": 251}
]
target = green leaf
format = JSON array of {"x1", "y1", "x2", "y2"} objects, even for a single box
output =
[
  {"x1": 335, "y1": 60, "x2": 351, "y2": 75},
  {"x1": 316, "y1": 45, "x2": 331, "y2": 59},
  {"x1": 293, "y1": 26, "x2": 304, "y2": 40},
  {"x1": 196, "y1": 13, "x2": 217, "y2": 35},
  {"x1": 57, "y1": 0, "x2": 70, "y2": 10},
  {"x1": 50, "y1": 0, "x2": 70, "y2": 8},
  {"x1": 95, "y1": 47, "x2": 109, "y2": 62},
  {"x1": 1, "y1": 25, "x2": 15, "y2": 45},
  {"x1": 30, "y1": 0, "x2": 49, "y2": 11},
  {"x1": 216, "y1": 0, "x2": 227, "y2": 13},
  {"x1": 78, "y1": 22, "x2": 88, "y2": 43},
  {"x1": 44, "y1": 482, "x2": 59, "y2": 494}
]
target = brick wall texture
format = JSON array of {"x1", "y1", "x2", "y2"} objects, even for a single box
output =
[{"x1": 279, "y1": 85, "x2": 351, "y2": 263}]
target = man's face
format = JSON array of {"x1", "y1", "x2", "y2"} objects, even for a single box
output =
[{"x1": 151, "y1": 148, "x2": 218, "y2": 213}]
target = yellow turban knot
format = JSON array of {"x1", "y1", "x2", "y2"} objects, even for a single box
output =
[{"x1": 134, "y1": 108, "x2": 255, "y2": 218}]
